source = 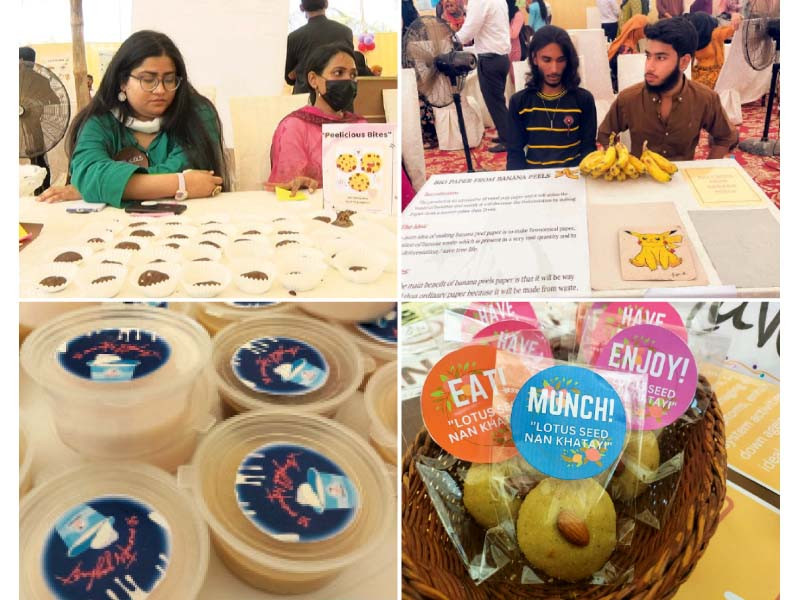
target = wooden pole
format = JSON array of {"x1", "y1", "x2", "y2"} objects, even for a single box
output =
[{"x1": 70, "y1": 0, "x2": 91, "y2": 110}]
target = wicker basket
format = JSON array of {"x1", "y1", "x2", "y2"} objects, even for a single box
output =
[{"x1": 402, "y1": 378, "x2": 727, "y2": 600}]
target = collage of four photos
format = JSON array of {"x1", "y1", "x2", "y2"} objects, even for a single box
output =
[{"x1": 17, "y1": 0, "x2": 781, "y2": 598}]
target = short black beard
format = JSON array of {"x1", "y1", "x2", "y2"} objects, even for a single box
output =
[
  {"x1": 645, "y1": 64, "x2": 682, "y2": 95},
  {"x1": 536, "y1": 66, "x2": 562, "y2": 91}
]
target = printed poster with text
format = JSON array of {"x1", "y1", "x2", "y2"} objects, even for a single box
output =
[
  {"x1": 402, "y1": 170, "x2": 590, "y2": 298},
  {"x1": 322, "y1": 123, "x2": 396, "y2": 215}
]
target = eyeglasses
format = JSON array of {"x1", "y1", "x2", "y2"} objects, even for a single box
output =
[{"x1": 128, "y1": 73, "x2": 182, "y2": 92}]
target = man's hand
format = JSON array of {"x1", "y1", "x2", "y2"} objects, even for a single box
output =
[
  {"x1": 264, "y1": 176, "x2": 319, "y2": 197},
  {"x1": 36, "y1": 184, "x2": 81, "y2": 203}
]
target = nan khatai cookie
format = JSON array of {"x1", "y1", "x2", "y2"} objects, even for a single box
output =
[
  {"x1": 611, "y1": 430, "x2": 660, "y2": 502},
  {"x1": 336, "y1": 153, "x2": 357, "y2": 172},
  {"x1": 517, "y1": 477, "x2": 617, "y2": 582},
  {"x1": 463, "y1": 457, "x2": 543, "y2": 530},
  {"x1": 361, "y1": 152, "x2": 382, "y2": 173},
  {"x1": 348, "y1": 172, "x2": 371, "y2": 192}
]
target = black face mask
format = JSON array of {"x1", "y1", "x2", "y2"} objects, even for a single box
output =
[{"x1": 321, "y1": 79, "x2": 358, "y2": 111}]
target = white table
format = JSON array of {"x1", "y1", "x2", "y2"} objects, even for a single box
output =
[
  {"x1": 19, "y1": 191, "x2": 397, "y2": 299},
  {"x1": 20, "y1": 367, "x2": 398, "y2": 600},
  {"x1": 587, "y1": 158, "x2": 779, "y2": 298}
]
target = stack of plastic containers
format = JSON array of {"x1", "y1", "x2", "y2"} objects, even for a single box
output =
[
  {"x1": 20, "y1": 424, "x2": 33, "y2": 497},
  {"x1": 20, "y1": 305, "x2": 214, "y2": 472},
  {"x1": 181, "y1": 410, "x2": 393, "y2": 594},
  {"x1": 212, "y1": 314, "x2": 365, "y2": 417},
  {"x1": 364, "y1": 361, "x2": 398, "y2": 465},
  {"x1": 20, "y1": 463, "x2": 209, "y2": 599}
]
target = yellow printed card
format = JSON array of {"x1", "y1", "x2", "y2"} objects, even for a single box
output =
[
  {"x1": 673, "y1": 483, "x2": 778, "y2": 600},
  {"x1": 708, "y1": 365, "x2": 779, "y2": 493},
  {"x1": 683, "y1": 167, "x2": 763, "y2": 207}
]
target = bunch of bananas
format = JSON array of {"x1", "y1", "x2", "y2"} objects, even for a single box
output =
[{"x1": 578, "y1": 134, "x2": 677, "y2": 183}]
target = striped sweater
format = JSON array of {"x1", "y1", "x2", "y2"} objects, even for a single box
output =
[{"x1": 506, "y1": 86, "x2": 597, "y2": 170}]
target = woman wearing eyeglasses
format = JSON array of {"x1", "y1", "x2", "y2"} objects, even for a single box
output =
[{"x1": 37, "y1": 30, "x2": 227, "y2": 206}]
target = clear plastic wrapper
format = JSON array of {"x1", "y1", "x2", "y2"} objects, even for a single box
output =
[{"x1": 415, "y1": 342, "x2": 649, "y2": 587}]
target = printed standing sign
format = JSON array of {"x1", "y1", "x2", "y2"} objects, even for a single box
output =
[
  {"x1": 235, "y1": 443, "x2": 358, "y2": 542},
  {"x1": 511, "y1": 365, "x2": 627, "y2": 480},
  {"x1": 42, "y1": 496, "x2": 171, "y2": 600},
  {"x1": 593, "y1": 324, "x2": 698, "y2": 429},
  {"x1": 322, "y1": 123, "x2": 396, "y2": 215}
]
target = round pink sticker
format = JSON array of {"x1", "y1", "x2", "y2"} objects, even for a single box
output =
[
  {"x1": 593, "y1": 324, "x2": 697, "y2": 430},
  {"x1": 474, "y1": 320, "x2": 553, "y2": 359},
  {"x1": 462, "y1": 302, "x2": 539, "y2": 340},
  {"x1": 585, "y1": 302, "x2": 686, "y2": 363}
]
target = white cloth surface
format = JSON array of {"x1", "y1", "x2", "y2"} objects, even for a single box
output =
[
  {"x1": 433, "y1": 95, "x2": 485, "y2": 149},
  {"x1": 568, "y1": 29, "x2": 615, "y2": 104},
  {"x1": 715, "y1": 27, "x2": 773, "y2": 125},
  {"x1": 401, "y1": 68, "x2": 427, "y2": 192}
]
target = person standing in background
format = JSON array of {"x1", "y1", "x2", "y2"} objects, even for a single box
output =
[
  {"x1": 598, "y1": 0, "x2": 621, "y2": 41},
  {"x1": 690, "y1": 0, "x2": 713, "y2": 13},
  {"x1": 527, "y1": 0, "x2": 549, "y2": 32},
  {"x1": 455, "y1": 0, "x2": 512, "y2": 153},
  {"x1": 657, "y1": 0, "x2": 684, "y2": 18},
  {"x1": 717, "y1": 0, "x2": 741, "y2": 18},
  {"x1": 284, "y1": 0, "x2": 354, "y2": 94},
  {"x1": 508, "y1": 0, "x2": 526, "y2": 62},
  {"x1": 619, "y1": 0, "x2": 644, "y2": 28}
]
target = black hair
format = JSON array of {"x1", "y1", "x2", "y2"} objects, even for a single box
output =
[
  {"x1": 526, "y1": 25, "x2": 581, "y2": 91},
  {"x1": 19, "y1": 46, "x2": 36, "y2": 62},
  {"x1": 507, "y1": 0, "x2": 519, "y2": 22},
  {"x1": 301, "y1": 0, "x2": 327, "y2": 11},
  {"x1": 66, "y1": 30, "x2": 228, "y2": 189},
  {"x1": 644, "y1": 16, "x2": 699, "y2": 58},
  {"x1": 533, "y1": 0, "x2": 549, "y2": 23},
  {"x1": 683, "y1": 12, "x2": 717, "y2": 50},
  {"x1": 305, "y1": 42, "x2": 357, "y2": 103}
]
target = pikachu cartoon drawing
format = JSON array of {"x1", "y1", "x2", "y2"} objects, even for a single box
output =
[{"x1": 625, "y1": 230, "x2": 683, "y2": 271}]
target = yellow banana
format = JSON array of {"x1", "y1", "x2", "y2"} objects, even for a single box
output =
[
  {"x1": 614, "y1": 142, "x2": 630, "y2": 169},
  {"x1": 642, "y1": 140, "x2": 677, "y2": 174},
  {"x1": 604, "y1": 170, "x2": 615, "y2": 181},
  {"x1": 628, "y1": 154, "x2": 646, "y2": 174},
  {"x1": 623, "y1": 162, "x2": 639, "y2": 178},
  {"x1": 597, "y1": 133, "x2": 617, "y2": 171},
  {"x1": 641, "y1": 154, "x2": 671, "y2": 183},
  {"x1": 579, "y1": 150, "x2": 605, "y2": 173},
  {"x1": 609, "y1": 165, "x2": 620, "y2": 177},
  {"x1": 616, "y1": 171, "x2": 627, "y2": 182}
]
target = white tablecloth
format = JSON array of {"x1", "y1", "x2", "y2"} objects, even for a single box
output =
[{"x1": 19, "y1": 191, "x2": 397, "y2": 299}]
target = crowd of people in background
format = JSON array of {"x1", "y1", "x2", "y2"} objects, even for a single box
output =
[{"x1": 403, "y1": 0, "x2": 752, "y2": 170}]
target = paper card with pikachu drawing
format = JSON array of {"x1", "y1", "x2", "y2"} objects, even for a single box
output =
[{"x1": 618, "y1": 226, "x2": 697, "y2": 281}]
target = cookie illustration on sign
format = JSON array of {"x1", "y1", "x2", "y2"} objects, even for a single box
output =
[
  {"x1": 336, "y1": 153, "x2": 358, "y2": 173},
  {"x1": 361, "y1": 153, "x2": 382, "y2": 173},
  {"x1": 348, "y1": 172, "x2": 371, "y2": 192}
]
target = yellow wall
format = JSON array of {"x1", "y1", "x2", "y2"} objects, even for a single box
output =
[
  {"x1": 548, "y1": 0, "x2": 657, "y2": 29},
  {"x1": 360, "y1": 32, "x2": 398, "y2": 77}
]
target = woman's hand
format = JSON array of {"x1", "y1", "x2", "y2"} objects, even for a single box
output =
[
  {"x1": 36, "y1": 184, "x2": 82, "y2": 203},
  {"x1": 184, "y1": 170, "x2": 223, "y2": 198},
  {"x1": 264, "y1": 176, "x2": 319, "y2": 196}
]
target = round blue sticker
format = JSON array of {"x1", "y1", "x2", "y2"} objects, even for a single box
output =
[
  {"x1": 510, "y1": 366, "x2": 627, "y2": 480},
  {"x1": 58, "y1": 329, "x2": 170, "y2": 382},
  {"x1": 231, "y1": 337, "x2": 329, "y2": 395},
  {"x1": 42, "y1": 496, "x2": 171, "y2": 600},
  {"x1": 236, "y1": 443, "x2": 359, "y2": 543},
  {"x1": 356, "y1": 308, "x2": 398, "y2": 345},
  {"x1": 226, "y1": 301, "x2": 279, "y2": 308}
]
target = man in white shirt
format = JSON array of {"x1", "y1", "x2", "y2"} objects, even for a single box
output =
[
  {"x1": 597, "y1": 0, "x2": 621, "y2": 41},
  {"x1": 455, "y1": 0, "x2": 512, "y2": 152}
]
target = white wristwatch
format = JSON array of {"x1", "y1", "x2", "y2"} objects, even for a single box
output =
[{"x1": 175, "y1": 172, "x2": 188, "y2": 201}]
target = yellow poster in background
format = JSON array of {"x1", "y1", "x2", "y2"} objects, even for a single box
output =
[
  {"x1": 711, "y1": 366, "x2": 780, "y2": 493},
  {"x1": 674, "y1": 483, "x2": 779, "y2": 600}
]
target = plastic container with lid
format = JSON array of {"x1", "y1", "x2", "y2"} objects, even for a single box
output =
[
  {"x1": 300, "y1": 302, "x2": 395, "y2": 324},
  {"x1": 180, "y1": 410, "x2": 393, "y2": 594},
  {"x1": 332, "y1": 305, "x2": 397, "y2": 387},
  {"x1": 20, "y1": 462, "x2": 210, "y2": 600},
  {"x1": 364, "y1": 361, "x2": 398, "y2": 465},
  {"x1": 191, "y1": 301, "x2": 297, "y2": 336},
  {"x1": 212, "y1": 314, "x2": 365, "y2": 417},
  {"x1": 20, "y1": 424, "x2": 34, "y2": 497},
  {"x1": 20, "y1": 305, "x2": 212, "y2": 457}
]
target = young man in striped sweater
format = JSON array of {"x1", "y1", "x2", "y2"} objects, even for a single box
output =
[{"x1": 506, "y1": 26, "x2": 598, "y2": 170}]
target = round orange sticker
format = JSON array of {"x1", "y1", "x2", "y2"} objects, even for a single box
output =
[{"x1": 421, "y1": 345, "x2": 520, "y2": 463}]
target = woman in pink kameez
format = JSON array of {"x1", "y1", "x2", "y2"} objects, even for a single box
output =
[{"x1": 266, "y1": 42, "x2": 366, "y2": 195}]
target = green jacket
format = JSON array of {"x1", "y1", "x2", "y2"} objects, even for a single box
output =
[
  {"x1": 619, "y1": 0, "x2": 643, "y2": 27},
  {"x1": 70, "y1": 101, "x2": 220, "y2": 207}
]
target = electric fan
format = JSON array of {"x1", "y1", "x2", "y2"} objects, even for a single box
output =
[
  {"x1": 403, "y1": 16, "x2": 477, "y2": 171},
  {"x1": 739, "y1": 0, "x2": 779, "y2": 156},
  {"x1": 19, "y1": 60, "x2": 71, "y2": 159}
]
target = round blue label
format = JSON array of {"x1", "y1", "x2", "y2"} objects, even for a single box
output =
[
  {"x1": 58, "y1": 329, "x2": 170, "y2": 382},
  {"x1": 510, "y1": 366, "x2": 627, "y2": 480},
  {"x1": 42, "y1": 496, "x2": 171, "y2": 600},
  {"x1": 356, "y1": 308, "x2": 398, "y2": 345},
  {"x1": 231, "y1": 337, "x2": 329, "y2": 395},
  {"x1": 236, "y1": 443, "x2": 359, "y2": 543},
  {"x1": 225, "y1": 301, "x2": 279, "y2": 308}
]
